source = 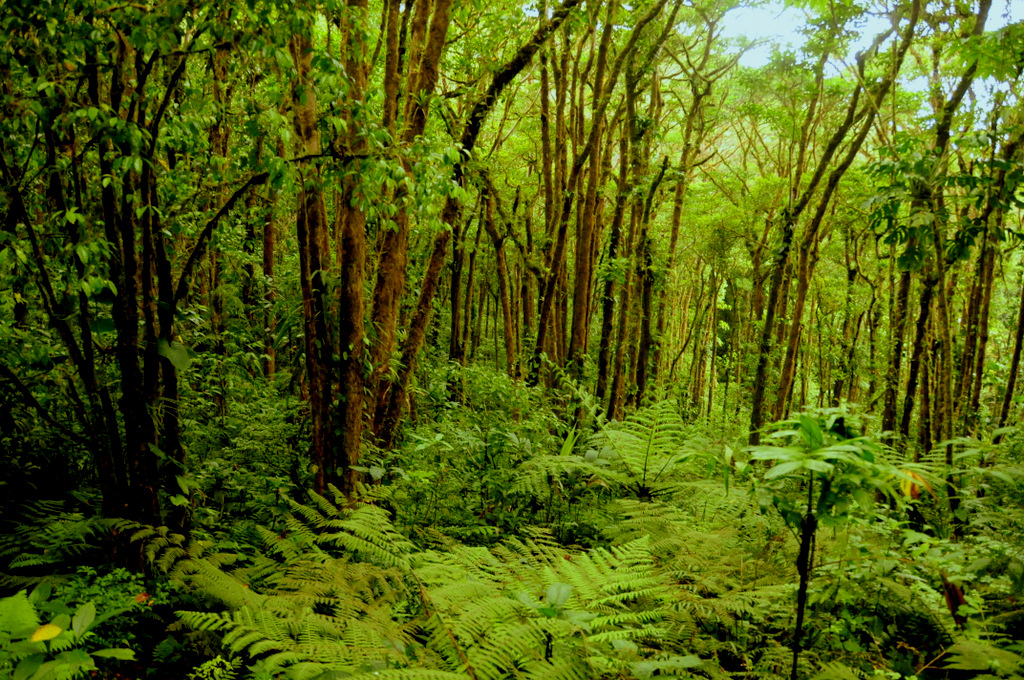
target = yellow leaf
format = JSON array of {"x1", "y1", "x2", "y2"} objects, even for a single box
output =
[{"x1": 30, "y1": 623, "x2": 62, "y2": 642}]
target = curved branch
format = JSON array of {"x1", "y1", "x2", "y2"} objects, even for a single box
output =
[
  {"x1": 172, "y1": 171, "x2": 269, "y2": 305},
  {"x1": 0, "y1": 363, "x2": 90, "y2": 445}
]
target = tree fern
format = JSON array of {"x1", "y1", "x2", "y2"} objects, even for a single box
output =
[{"x1": 589, "y1": 400, "x2": 692, "y2": 498}]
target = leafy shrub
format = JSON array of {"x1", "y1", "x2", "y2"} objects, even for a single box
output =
[
  {"x1": 56, "y1": 566, "x2": 176, "y2": 650},
  {"x1": 0, "y1": 584, "x2": 134, "y2": 680}
]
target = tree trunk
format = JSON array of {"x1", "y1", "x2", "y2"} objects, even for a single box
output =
[
  {"x1": 995, "y1": 270, "x2": 1024, "y2": 445},
  {"x1": 334, "y1": 0, "x2": 371, "y2": 495},
  {"x1": 567, "y1": 0, "x2": 617, "y2": 380},
  {"x1": 263, "y1": 137, "x2": 284, "y2": 377},
  {"x1": 882, "y1": 265, "x2": 913, "y2": 441},
  {"x1": 290, "y1": 28, "x2": 335, "y2": 493},
  {"x1": 899, "y1": 272, "x2": 936, "y2": 447},
  {"x1": 652, "y1": 158, "x2": 686, "y2": 386},
  {"x1": 635, "y1": 156, "x2": 669, "y2": 405},
  {"x1": 449, "y1": 208, "x2": 474, "y2": 363},
  {"x1": 482, "y1": 186, "x2": 518, "y2": 377},
  {"x1": 965, "y1": 232, "x2": 996, "y2": 435},
  {"x1": 371, "y1": 0, "x2": 455, "y2": 394},
  {"x1": 831, "y1": 229, "x2": 857, "y2": 406},
  {"x1": 772, "y1": 17, "x2": 916, "y2": 421},
  {"x1": 918, "y1": 328, "x2": 933, "y2": 459},
  {"x1": 373, "y1": 0, "x2": 584, "y2": 440},
  {"x1": 464, "y1": 222, "x2": 483, "y2": 363},
  {"x1": 530, "y1": 0, "x2": 671, "y2": 386},
  {"x1": 925, "y1": 0, "x2": 990, "y2": 527},
  {"x1": 595, "y1": 124, "x2": 630, "y2": 406},
  {"x1": 748, "y1": 215, "x2": 794, "y2": 444},
  {"x1": 609, "y1": 60, "x2": 650, "y2": 415}
]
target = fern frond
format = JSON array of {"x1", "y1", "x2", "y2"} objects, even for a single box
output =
[{"x1": 344, "y1": 671, "x2": 469, "y2": 680}]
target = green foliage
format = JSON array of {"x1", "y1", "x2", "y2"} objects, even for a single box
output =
[
  {"x1": 0, "y1": 500, "x2": 136, "y2": 590},
  {"x1": 3, "y1": 391, "x2": 1024, "y2": 680},
  {"x1": 750, "y1": 410, "x2": 899, "y2": 528},
  {"x1": 941, "y1": 640, "x2": 1024, "y2": 676},
  {"x1": 188, "y1": 655, "x2": 244, "y2": 680},
  {"x1": 3, "y1": 0, "x2": 1024, "y2": 675},
  {"x1": 151, "y1": 486, "x2": 733, "y2": 680},
  {"x1": 56, "y1": 567, "x2": 176, "y2": 650},
  {"x1": 591, "y1": 400, "x2": 692, "y2": 498},
  {"x1": 0, "y1": 585, "x2": 135, "y2": 680}
]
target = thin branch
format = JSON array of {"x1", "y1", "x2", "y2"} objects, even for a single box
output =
[
  {"x1": 0, "y1": 363, "x2": 90, "y2": 445},
  {"x1": 173, "y1": 171, "x2": 269, "y2": 305}
]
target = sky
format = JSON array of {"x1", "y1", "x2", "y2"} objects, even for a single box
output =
[{"x1": 720, "y1": 0, "x2": 1024, "y2": 69}]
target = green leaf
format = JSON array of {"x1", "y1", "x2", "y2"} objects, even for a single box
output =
[
  {"x1": 559, "y1": 430, "x2": 578, "y2": 457},
  {"x1": 804, "y1": 460, "x2": 835, "y2": 474},
  {"x1": 13, "y1": 654, "x2": 44, "y2": 680},
  {"x1": 91, "y1": 648, "x2": 136, "y2": 660},
  {"x1": 799, "y1": 415, "x2": 823, "y2": 449},
  {"x1": 811, "y1": 661, "x2": 861, "y2": 680},
  {"x1": 56, "y1": 648, "x2": 95, "y2": 671},
  {"x1": 71, "y1": 602, "x2": 95, "y2": 639},
  {"x1": 157, "y1": 339, "x2": 191, "y2": 371},
  {"x1": 751, "y1": 446, "x2": 801, "y2": 461},
  {"x1": 944, "y1": 640, "x2": 1022, "y2": 673},
  {"x1": 763, "y1": 460, "x2": 804, "y2": 480},
  {"x1": 851, "y1": 488, "x2": 874, "y2": 509},
  {"x1": 545, "y1": 582, "x2": 573, "y2": 608},
  {"x1": 29, "y1": 584, "x2": 52, "y2": 607},
  {"x1": 986, "y1": 469, "x2": 1017, "y2": 485}
]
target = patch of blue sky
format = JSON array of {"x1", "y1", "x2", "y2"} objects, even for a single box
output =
[{"x1": 721, "y1": 0, "x2": 1024, "y2": 70}]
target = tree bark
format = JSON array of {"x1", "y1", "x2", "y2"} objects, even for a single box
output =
[
  {"x1": 899, "y1": 272, "x2": 936, "y2": 447},
  {"x1": 530, "y1": 0, "x2": 671, "y2": 387},
  {"x1": 595, "y1": 123, "x2": 630, "y2": 406},
  {"x1": 995, "y1": 271, "x2": 1024, "y2": 445},
  {"x1": 371, "y1": 0, "x2": 455, "y2": 392},
  {"x1": 290, "y1": 28, "x2": 335, "y2": 493},
  {"x1": 482, "y1": 184, "x2": 518, "y2": 376},
  {"x1": 263, "y1": 138, "x2": 284, "y2": 377},
  {"x1": 334, "y1": 0, "x2": 372, "y2": 495},
  {"x1": 634, "y1": 156, "x2": 669, "y2": 405},
  {"x1": 373, "y1": 0, "x2": 584, "y2": 442},
  {"x1": 567, "y1": 0, "x2": 617, "y2": 380},
  {"x1": 772, "y1": 11, "x2": 916, "y2": 422}
]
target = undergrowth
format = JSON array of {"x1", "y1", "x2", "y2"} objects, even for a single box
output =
[{"x1": 1, "y1": 365, "x2": 1023, "y2": 680}]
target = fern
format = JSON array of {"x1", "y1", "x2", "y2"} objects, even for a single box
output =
[
  {"x1": 187, "y1": 654, "x2": 244, "y2": 680},
  {"x1": 589, "y1": 400, "x2": 693, "y2": 498},
  {"x1": 0, "y1": 499, "x2": 137, "y2": 588},
  {"x1": 151, "y1": 491, "x2": 420, "y2": 678},
  {"x1": 412, "y1": 532, "x2": 703, "y2": 678},
  {"x1": 161, "y1": 399, "x2": 991, "y2": 680},
  {"x1": 158, "y1": 487, "x2": 733, "y2": 679}
]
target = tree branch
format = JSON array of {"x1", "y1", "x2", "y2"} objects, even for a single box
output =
[
  {"x1": 0, "y1": 363, "x2": 90, "y2": 445},
  {"x1": 173, "y1": 171, "x2": 269, "y2": 305}
]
